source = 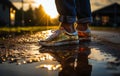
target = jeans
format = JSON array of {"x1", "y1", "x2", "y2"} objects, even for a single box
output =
[{"x1": 55, "y1": 0, "x2": 93, "y2": 24}]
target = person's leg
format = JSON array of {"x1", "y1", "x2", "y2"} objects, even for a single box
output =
[
  {"x1": 55, "y1": 0, "x2": 76, "y2": 33},
  {"x1": 76, "y1": 0, "x2": 92, "y2": 24},
  {"x1": 75, "y1": 0, "x2": 92, "y2": 41},
  {"x1": 39, "y1": 0, "x2": 79, "y2": 46}
]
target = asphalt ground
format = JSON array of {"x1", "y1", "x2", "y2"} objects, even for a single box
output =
[{"x1": 0, "y1": 30, "x2": 120, "y2": 76}]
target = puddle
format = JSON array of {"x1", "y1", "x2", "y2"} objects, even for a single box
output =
[{"x1": 0, "y1": 30, "x2": 120, "y2": 76}]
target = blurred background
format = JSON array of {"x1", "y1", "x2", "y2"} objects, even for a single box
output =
[{"x1": 0, "y1": 0, "x2": 119, "y2": 27}]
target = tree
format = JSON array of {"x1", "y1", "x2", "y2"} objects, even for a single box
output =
[
  {"x1": 15, "y1": 8, "x2": 23, "y2": 26},
  {"x1": 34, "y1": 5, "x2": 50, "y2": 26},
  {"x1": 24, "y1": 4, "x2": 35, "y2": 26}
]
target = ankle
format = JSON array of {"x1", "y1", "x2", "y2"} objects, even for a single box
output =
[
  {"x1": 77, "y1": 23, "x2": 90, "y2": 31},
  {"x1": 61, "y1": 23, "x2": 76, "y2": 33}
]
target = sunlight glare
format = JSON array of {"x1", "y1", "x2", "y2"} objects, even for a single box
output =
[{"x1": 34, "y1": 0, "x2": 58, "y2": 18}]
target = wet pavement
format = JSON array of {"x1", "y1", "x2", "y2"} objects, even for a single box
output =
[{"x1": 0, "y1": 30, "x2": 120, "y2": 76}]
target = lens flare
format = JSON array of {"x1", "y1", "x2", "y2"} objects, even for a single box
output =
[{"x1": 34, "y1": 0, "x2": 58, "y2": 18}]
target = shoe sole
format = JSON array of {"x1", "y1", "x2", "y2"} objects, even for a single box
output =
[{"x1": 39, "y1": 40, "x2": 79, "y2": 46}]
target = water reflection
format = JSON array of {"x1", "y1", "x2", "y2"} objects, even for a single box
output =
[
  {"x1": 39, "y1": 43, "x2": 92, "y2": 76},
  {"x1": 0, "y1": 43, "x2": 55, "y2": 65},
  {"x1": 1, "y1": 30, "x2": 120, "y2": 76}
]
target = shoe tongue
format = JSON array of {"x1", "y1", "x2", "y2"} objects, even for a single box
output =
[{"x1": 60, "y1": 27, "x2": 78, "y2": 36}]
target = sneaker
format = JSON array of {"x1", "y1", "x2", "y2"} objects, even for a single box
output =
[
  {"x1": 39, "y1": 27, "x2": 79, "y2": 46},
  {"x1": 77, "y1": 28, "x2": 91, "y2": 41},
  {"x1": 76, "y1": 23, "x2": 91, "y2": 41}
]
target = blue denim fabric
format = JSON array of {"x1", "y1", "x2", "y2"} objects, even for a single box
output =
[{"x1": 55, "y1": 0, "x2": 92, "y2": 24}]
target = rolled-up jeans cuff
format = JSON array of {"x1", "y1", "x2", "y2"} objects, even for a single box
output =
[
  {"x1": 77, "y1": 17, "x2": 93, "y2": 23},
  {"x1": 59, "y1": 15, "x2": 76, "y2": 24}
]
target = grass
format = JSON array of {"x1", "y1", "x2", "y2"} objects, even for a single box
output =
[
  {"x1": 0, "y1": 26, "x2": 59, "y2": 38},
  {"x1": 0, "y1": 25, "x2": 120, "y2": 33},
  {"x1": 0, "y1": 26, "x2": 59, "y2": 32},
  {"x1": 90, "y1": 26, "x2": 120, "y2": 32},
  {"x1": 0, "y1": 25, "x2": 120, "y2": 39}
]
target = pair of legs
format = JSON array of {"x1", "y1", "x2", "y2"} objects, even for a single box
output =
[
  {"x1": 55, "y1": 0, "x2": 92, "y2": 33},
  {"x1": 39, "y1": 0, "x2": 92, "y2": 46}
]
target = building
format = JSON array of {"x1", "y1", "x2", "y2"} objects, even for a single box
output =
[
  {"x1": 92, "y1": 3, "x2": 120, "y2": 27},
  {"x1": 0, "y1": 0, "x2": 17, "y2": 26}
]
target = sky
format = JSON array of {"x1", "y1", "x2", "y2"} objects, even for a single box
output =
[
  {"x1": 10, "y1": 0, "x2": 120, "y2": 18},
  {"x1": 90, "y1": 0, "x2": 120, "y2": 11}
]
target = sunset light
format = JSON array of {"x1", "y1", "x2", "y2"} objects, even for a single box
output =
[{"x1": 34, "y1": 0, "x2": 58, "y2": 18}]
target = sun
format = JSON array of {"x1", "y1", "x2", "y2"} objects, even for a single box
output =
[{"x1": 34, "y1": 0, "x2": 58, "y2": 18}]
